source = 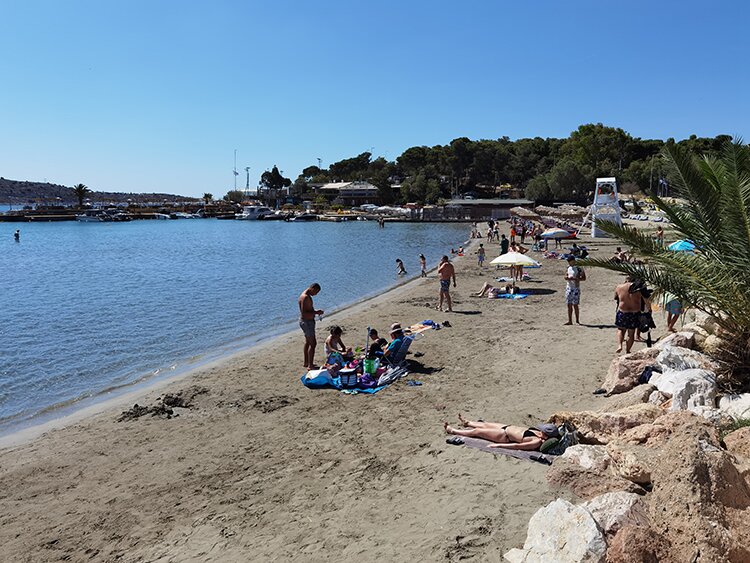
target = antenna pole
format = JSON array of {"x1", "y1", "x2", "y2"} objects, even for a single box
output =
[{"x1": 234, "y1": 150, "x2": 237, "y2": 190}]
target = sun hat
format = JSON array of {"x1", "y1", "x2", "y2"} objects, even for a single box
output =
[
  {"x1": 535, "y1": 423, "x2": 561, "y2": 438},
  {"x1": 390, "y1": 323, "x2": 402, "y2": 332}
]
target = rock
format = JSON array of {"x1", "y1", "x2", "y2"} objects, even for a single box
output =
[
  {"x1": 681, "y1": 323, "x2": 709, "y2": 348},
  {"x1": 581, "y1": 492, "x2": 649, "y2": 535},
  {"x1": 596, "y1": 385, "x2": 654, "y2": 412},
  {"x1": 503, "y1": 499, "x2": 607, "y2": 563},
  {"x1": 719, "y1": 393, "x2": 750, "y2": 420},
  {"x1": 691, "y1": 310, "x2": 721, "y2": 334},
  {"x1": 701, "y1": 333, "x2": 724, "y2": 355},
  {"x1": 654, "y1": 331, "x2": 695, "y2": 350},
  {"x1": 547, "y1": 459, "x2": 646, "y2": 500},
  {"x1": 606, "y1": 444, "x2": 655, "y2": 484},
  {"x1": 605, "y1": 525, "x2": 669, "y2": 563},
  {"x1": 690, "y1": 405, "x2": 722, "y2": 424},
  {"x1": 656, "y1": 344, "x2": 719, "y2": 373},
  {"x1": 600, "y1": 348, "x2": 661, "y2": 395},
  {"x1": 560, "y1": 445, "x2": 611, "y2": 472},
  {"x1": 723, "y1": 427, "x2": 750, "y2": 459},
  {"x1": 550, "y1": 404, "x2": 662, "y2": 445},
  {"x1": 647, "y1": 390, "x2": 668, "y2": 405},
  {"x1": 617, "y1": 410, "x2": 720, "y2": 447},
  {"x1": 668, "y1": 369, "x2": 718, "y2": 412}
]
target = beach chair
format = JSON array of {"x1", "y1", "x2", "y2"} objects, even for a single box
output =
[{"x1": 383, "y1": 335, "x2": 414, "y2": 369}]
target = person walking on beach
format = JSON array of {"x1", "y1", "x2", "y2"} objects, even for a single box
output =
[
  {"x1": 477, "y1": 244, "x2": 486, "y2": 267},
  {"x1": 298, "y1": 283, "x2": 324, "y2": 370},
  {"x1": 396, "y1": 258, "x2": 407, "y2": 275},
  {"x1": 500, "y1": 234, "x2": 509, "y2": 255},
  {"x1": 419, "y1": 254, "x2": 427, "y2": 277},
  {"x1": 564, "y1": 256, "x2": 584, "y2": 325},
  {"x1": 614, "y1": 276, "x2": 642, "y2": 353},
  {"x1": 437, "y1": 255, "x2": 456, "y2": 312}
]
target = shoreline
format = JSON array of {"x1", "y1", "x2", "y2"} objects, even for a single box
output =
[{"x1": 0, "y1": 248, "x2": 467, "y2": 449}]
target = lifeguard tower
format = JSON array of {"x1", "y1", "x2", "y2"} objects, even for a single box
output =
[{"x1": 581, "y1": 177, "x2": 623, "y2": 237}]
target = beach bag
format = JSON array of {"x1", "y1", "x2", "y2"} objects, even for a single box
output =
[
  {"x1": 301, "y1": 369, "x2": 333, "y2": 389},
  {"x1": 338, "y1": 368, "x2": 358, "y2": 388},
  {"x1": 546, "y1": 422, "x2": 579, "y2": 456},
  {"x1": 577, "y1": 267, "x2": 586, "y2": 281}
]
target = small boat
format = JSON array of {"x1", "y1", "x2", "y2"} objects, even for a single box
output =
[
  {"x1": 75, "y1": 210, "x2": 112, "y2": 222},
  {"x1": 170, "y1": 212, "x2": 196, "y2": 219},
  {"x1": 236, "y1": 205, "x2": 273, "y2": 220},
  {"x1": 290, "y1": 213, "x2": 318, "y2": 222},
  {"x1": 259, "y1": 211, "x2": 287, "y2": 220},
  {"x1": 111, "y1": 212, "x2": 132, "y2": 222},
  {"x1": 152, "y1": 213, "x2": 171, "y2": 220}
]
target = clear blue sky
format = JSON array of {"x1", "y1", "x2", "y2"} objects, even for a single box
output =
[{"x1": 1, "y1": 0, "x2": 747, "y2": 198}]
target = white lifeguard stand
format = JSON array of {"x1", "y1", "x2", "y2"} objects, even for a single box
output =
[{"x1": 582, "y1": 177, "x2": 623, "y2": 237}]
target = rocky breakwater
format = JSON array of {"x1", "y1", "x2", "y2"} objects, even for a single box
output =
[{"x1": 505, "y1": 316, "x2": 750, "y2": 562}]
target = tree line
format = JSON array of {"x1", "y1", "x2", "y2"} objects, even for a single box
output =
[{"x1": 281, "y1": 124, "x2": 731, "y2": 205}]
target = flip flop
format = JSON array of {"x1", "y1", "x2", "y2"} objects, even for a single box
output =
[
  {"x1": 443, "y1": 320, "x2": 452, "y2": 327},
  {"x1": 446, "y1": 436, "x2": 464, "y2": 446},
  {"x1": 406, "y1": 380, "x2": 423, "y2": 386}
]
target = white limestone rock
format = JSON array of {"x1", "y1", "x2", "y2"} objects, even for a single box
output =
[
  {"x1": 504, "y1": 499, "x2": 606, "y2": 563},
  {"x1": 559, "y1": 445, "x2": 611, "y2": 472},
  {"x1": 669, "y1": 369, "x2": 718, "y2": 412},
  {"x1": 719, "y1": 393, "x2": 750, "y2": 420},
  {"x1": 656, "y1": 345, "x2": 719, "y2": 372},
  {"x1": 581, "y1": 492, "x2": 649, "y2": 535}
]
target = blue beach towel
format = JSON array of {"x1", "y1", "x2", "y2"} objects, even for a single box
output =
[
  {"x1": 493, "y1": 293, "x2": 528, "y2": 300},
  {"x1": 300, "y1": 373, "x2": 391, "y2": 394}
]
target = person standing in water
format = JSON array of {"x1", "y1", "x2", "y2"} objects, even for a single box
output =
[
  {"x1": 14, "y1": 229, "x2": 20, "y2": 241},
  {"x1": 396, "y1": 259, "x2": 407, "y2": 275},
  {"x1": 419, "y1": 254, "x2": 427, "y2": 277},
  {"x1": 298, "y1": 283, "x2": 323, "y2": 370}
]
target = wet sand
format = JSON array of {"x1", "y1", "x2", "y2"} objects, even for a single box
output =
[{"x1": 0, "y1": 232, "x2": 632, "y2": 562}]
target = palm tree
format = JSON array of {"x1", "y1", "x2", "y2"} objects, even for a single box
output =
[
  {"x1": 203, "y1": 193, "x2": 213, "y2": 205},
  {"x1": 73, "y1": 183, "x2": 91, "y2": 208},
  {"x1": 582, "y1": 140, "x2": 750, "y2": 387}
]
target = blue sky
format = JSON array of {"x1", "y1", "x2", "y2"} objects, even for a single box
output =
[{"x1": 1, "y1": 0, "x2": 747, "y2": 198}]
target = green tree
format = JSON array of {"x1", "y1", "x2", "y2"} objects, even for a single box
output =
[
  {"x1": 260, "y1": 166, "x2": 292, "y2": 206},
  {"x1": 524, "y1": 175, "x2": 551, "y2": 201},
  {"x1": 547, "y1": 159, "x2": 587, "y2": 200},
  {"x1": 582, "y1": 140, "x2": 750, "y2": 388},
  {"x1": 73, "y1": 183, "x2": 91, "y2": 208},
  {"x1": 223, "y1": 190, "x2": 244, "y2": 204},
  {"x1": 203, "y1": 193, "x2": 213, "y2": 205}
]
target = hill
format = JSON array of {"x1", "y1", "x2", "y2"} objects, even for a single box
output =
[{"x1": 0, "y1": 177, "x2": 196, "y2": 204}]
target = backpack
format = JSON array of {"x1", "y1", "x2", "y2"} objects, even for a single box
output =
[
  {"x1": 545, "y1": 422, "x2": 580, "y2": 456},
  {"x1": 577, "y1": 267, "x2": 586, "y2": 281}
]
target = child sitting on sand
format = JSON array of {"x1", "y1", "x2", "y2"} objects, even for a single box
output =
[{"x1": 325, "y1": 326, "x2": 353, "y2": 360}]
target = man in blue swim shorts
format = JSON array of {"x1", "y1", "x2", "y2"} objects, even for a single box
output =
[{"x1": 437, "y1": 255, "x2": 456, "y2": 312}]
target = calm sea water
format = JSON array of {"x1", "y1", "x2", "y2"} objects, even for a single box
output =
[{"x1": 1, "y1": 219, "x2": 466, "y2": 432}]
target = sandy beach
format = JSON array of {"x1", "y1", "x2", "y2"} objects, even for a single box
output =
[{"x1": 0, "y1": 231, "x2": 634, "y2": 562}]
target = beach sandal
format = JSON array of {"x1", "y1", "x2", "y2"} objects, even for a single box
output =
[
  {"x1": 530, "y1": 455, "x2": 552, "y2": 465},
  {"x1": 442, "y1": 320, "x2": 452, "y2": 327},
  {"x1": 446, "y1": 436, "x2": 464, "y2": 446},
  {"x1": 406, "y1": 380, "x2": 422, "y2": 386}
]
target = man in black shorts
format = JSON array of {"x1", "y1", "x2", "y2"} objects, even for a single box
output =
[
  {"x1": 437, "y1": 256, "x2": 456, "y2": 312},
  {"x1": 614, "y1": 276, "x2": 641, "y2": 353}
]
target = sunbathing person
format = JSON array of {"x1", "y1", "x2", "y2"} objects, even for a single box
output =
[
  {"x1": 473, "y1": 282, "x2": 513, "y2": 297},
  {"x1": 324, "y1": 325, "x2": 353, "y2": 359},
  {"x1": 444, "y1": 414, "x2": 560, "y2": 451}
]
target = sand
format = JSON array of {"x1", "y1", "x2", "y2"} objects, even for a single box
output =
[{"x1": 0, "y1": 230, "x2": 635, "y2": 562}]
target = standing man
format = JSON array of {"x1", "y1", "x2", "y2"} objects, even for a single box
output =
[
  {"x1": 14, "y1": 229, "x2": 20, "y2": 242},
  {"x1": 437, "y1": 255, "x2": 456, "y2": 312},
  {"x1": 500, "y1": 234, "x2": 510, "y2": 255},
  {"x1": 564, "y1": 256, "x2": 583, "y2": 325},
  {"x1": 298, "y1": 283, "x2": 323, "y2": 370},
  {"x1": 614, "y1": 276, "x2": 642, "y2": 353}
]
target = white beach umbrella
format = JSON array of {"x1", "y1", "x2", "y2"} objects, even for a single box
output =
[
  {"x1": 490, "y1": 252, "x2": 541, "y2": 268},
  {"x1": 541, "y1": 228, "x2": 571, "y2": 239}
]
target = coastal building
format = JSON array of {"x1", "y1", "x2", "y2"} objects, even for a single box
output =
[
  {"x1": 314, "y1": 181, "x2": 381, "y2": 206},
  {"x1": 424, "y1": 198, "x2": 534, "y2": 220}
]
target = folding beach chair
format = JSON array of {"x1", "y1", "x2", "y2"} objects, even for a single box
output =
[{"x1": 382, "y1": 335, "x2": 414, "y2": 369}]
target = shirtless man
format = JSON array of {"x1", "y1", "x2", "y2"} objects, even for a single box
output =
[
  {"x1": 298, "y1": 283, "x2": 323, "y2": 370},
  {"x1": 437, "y1": 255, "x2": 456, "y2": 312},
  {"x1": 444, "y1": 414, "x2": 560, "y2": 451},
  {"x1": 614, "y1": 276, "x2": 641, "y2": 353}
]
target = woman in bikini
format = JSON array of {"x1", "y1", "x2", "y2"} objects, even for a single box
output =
[{"x1": 444, "y1": 414, "x2": 559, "y2": 450}]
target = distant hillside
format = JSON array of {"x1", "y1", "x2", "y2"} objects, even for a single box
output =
[{"x1": 0, "y1": 177, "x2": 197, "y2": 204}]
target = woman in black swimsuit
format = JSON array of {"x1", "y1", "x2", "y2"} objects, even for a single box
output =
[{"x1": 444, "y1": 414, "x2": 560, "y2": 450}]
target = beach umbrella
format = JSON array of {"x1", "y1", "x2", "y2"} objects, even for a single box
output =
[
  {"x1": 667, "y1": 239, "x2": 696, "y2": 252},
  {"x1": 490, "y1": 252, "x2": 541, "y2": 268},
  {"x1": 541, "y1": 228, "x2": 571, "y2": 239}
]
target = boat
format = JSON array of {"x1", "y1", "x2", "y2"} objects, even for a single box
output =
[
  {"x1": 259, "y1": 211, "x2": 287, "y2": 221},
  {"x1": 152, "y1": 213, "x2": 171, "y2": 220},
  {"x1": 75, "y1": 210, "x2": 112, "y2": 222},
  {"x1": 111, "y1": 212, "x2": 132, "y2": 222},
  {"x1": 170, "y1": 212, "x2": 196, "y2": 219},
  {"x1": 236, "y1": 205, "x2": 274, "y2": 220},
  {"x1": 290, "y1": 213, "x2": 318, "y2": 222}
]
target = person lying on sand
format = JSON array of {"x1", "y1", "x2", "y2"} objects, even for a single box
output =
[
  {"x1": 473, "y1": 282, "x2": 513, "y2": 297},
  {"x1": 444, "y1": 415, "x2": 560, "y2": 451}
]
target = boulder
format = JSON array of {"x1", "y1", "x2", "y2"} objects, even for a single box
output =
[
  {"x1": 596, "y1": 385, "x2": 654, "y2": 412},
  {"x1": 600, "y1": 348, "x2": 660, "y2": 395},
  {"x1": 690, "y1": 405, "x2": 722, "y2": 424},
  {"x1": 617, "y1": 410, "x2": 720, "y2": 447},
  {"x1": 547, "y1": 459, "x2": 646, "y2": 500},
  {"x1": 560, "y1": 445, "x2": 611, "y2": 472},
  {"x1": 581, "y1": 492, "x2": 649, "y2": 535},
  {"x1": 606, "y1": 443, "x2": 655, "y2": 485},
  {"x1": 503, "y1": 498, "x2": 607, "y2": 563},
  {"x1": 701, "y1": 333, "x2": 724, "y2": 355},
  {"x1": 719, "y1": 393, "x2": 750, "y2": 420},
  {"x1": 550, "y1": 404, "x2": 662, "y2": 445},
  {"x1": 680, "y1": 322, "x2": 709, "y2": 348},
  {"x1": 605, "y1": 525, "x2": 669, "y2": 563},
  {"x1": 647, "y1": 390, "x2": 668, "y2": 405},
  {"x1": 654, "y1": 331, "x2": 695, "y2": 350},
  {"x1": 668, "y1": 369, "x2": 718, "y2": 412},
  {"x1": 723, "y1": 427, "x2": 750, "y2": 460},
  {"x1": 656, "y1": 344, "x2": 719, "y2": 373}
]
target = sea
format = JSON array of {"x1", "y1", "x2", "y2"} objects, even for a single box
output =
[{"x1": 1, "y1": 218, "x2": 467, "y2": 434}]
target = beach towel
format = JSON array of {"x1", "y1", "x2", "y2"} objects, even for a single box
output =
[
  {"x1": 492, "y1": 293, "x2": 528, "y2": 300},
  {"x1": 458, "y1": 437, "x2": 556, "y2": 464}
]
